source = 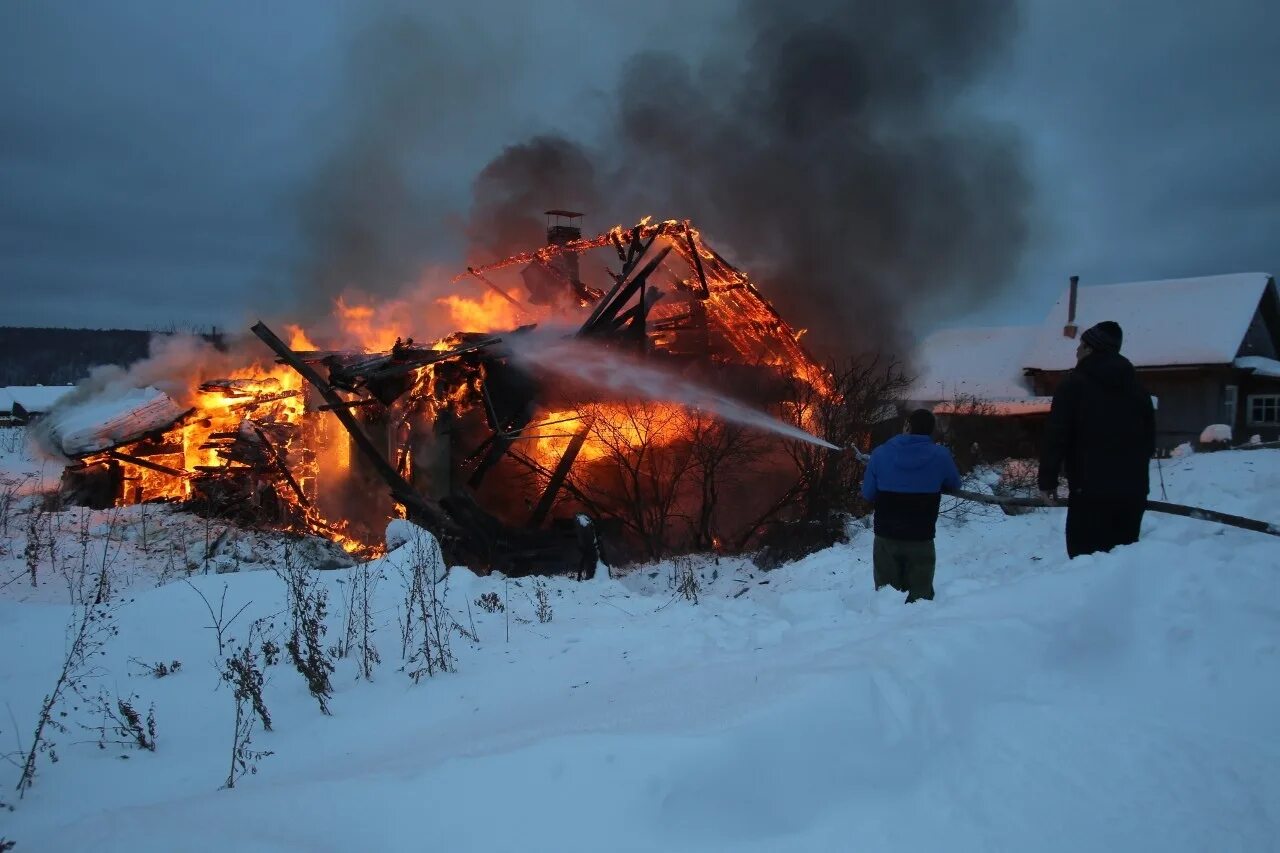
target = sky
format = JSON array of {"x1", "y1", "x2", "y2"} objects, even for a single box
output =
[{"x1": 2, "y1": 0, "x2": 1277, "y2": 340}]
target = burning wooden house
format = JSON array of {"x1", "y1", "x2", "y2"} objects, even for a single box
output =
[{"x1": 49, "y1": 216, "x2": 833, "y2": 572}]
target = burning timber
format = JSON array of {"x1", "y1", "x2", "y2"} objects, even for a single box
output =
[{"x1": 47, "y1": 217, "x2": 832, "y2": 574}]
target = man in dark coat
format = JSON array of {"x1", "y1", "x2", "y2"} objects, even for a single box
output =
[
  {"x1": 1038, "y1": 321, "x2": 1156, "y2": 558},
  {"x1": 861, "y1": 409, "x2": 962, "y2": 602}
]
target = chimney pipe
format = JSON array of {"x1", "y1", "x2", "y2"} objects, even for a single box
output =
[{"x1": 1064, "y1": 275, "x2": 1079, "y2": 339}]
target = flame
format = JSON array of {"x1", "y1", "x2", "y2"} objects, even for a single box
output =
[
  {"x1": 335, "y1": 296, "x2": 404, "y2": 351},
  {"x1": 529, "y1": 404, "x2": 689, "y2": 468},
  {"x1": 453, "y1": 217, "x2": 831, "y2": 396},
  {"x1": 80, "y1": 215, "x2": 831, "y2": 559},
  {"x1": 439, "y1": 290, "x2": 522, "y2": 333},
  {"x1": 286, "y1": 324, "x2": 318, "y2": 351}
]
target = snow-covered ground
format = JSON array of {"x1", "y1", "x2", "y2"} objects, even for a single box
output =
[{"x1": 2, "y1": 425, "x2": 1279, "y2": 851}]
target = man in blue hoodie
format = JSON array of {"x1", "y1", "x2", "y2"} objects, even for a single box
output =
[{"x1": 861, "y1": 409, "x2": 962, "y2": 603}]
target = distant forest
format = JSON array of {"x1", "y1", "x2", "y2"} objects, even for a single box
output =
[{"x1": 0, "y1": 327, "x2": 223, "y2": 386}]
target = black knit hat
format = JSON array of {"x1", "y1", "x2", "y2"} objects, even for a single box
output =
[{"x1": 1082, "y1": 320, "x2": 1123, "y2": 353}]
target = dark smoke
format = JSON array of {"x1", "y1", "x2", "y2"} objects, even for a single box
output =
[
  {"x1": 466, "y1": 137, "x2": 601, "y2": 266},
  {"x1": 470, "y1": 0, "x2": 1032, "y2": 354},
  {"x1": 290, "y1": 8, "x2": 509, "y2": 323}
]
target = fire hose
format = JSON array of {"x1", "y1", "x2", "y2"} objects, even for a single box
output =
[
  {"x1": 846, "y1": 447, "x2": 1279, "y2": 538},
  {"x1": 948, "y1": 489, "x2": 1280, "y2": 537}
]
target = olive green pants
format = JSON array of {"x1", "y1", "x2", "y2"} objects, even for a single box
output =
[{"x1": 873, "y1": 536, "x2": 936, "y2": 603}]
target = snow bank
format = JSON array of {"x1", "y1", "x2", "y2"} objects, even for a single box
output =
[
  {"x1": 385, "y1": 518, "x2": 430, "y2": 552},
  {"x1": 1199, "y1": 423, "x2": 1233, "y2": 444},
  {"x1": 3, "y1": 450, "x2": 1280, "y2": 850}
]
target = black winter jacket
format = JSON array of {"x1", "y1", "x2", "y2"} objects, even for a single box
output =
[{"x1": 1038, "y1": 350, "x2": 1156, "y2": 498}]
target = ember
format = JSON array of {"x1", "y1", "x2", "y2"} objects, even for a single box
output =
[{"x1": 46, "y1": 216, "x2": 838, "y2": 572}]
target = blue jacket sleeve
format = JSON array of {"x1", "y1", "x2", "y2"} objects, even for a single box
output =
[
  {"x1": 861, "y1": 453, "x2": 879, "y2": 503},
  {"x1": 939, "y1": 448, "x2": 962, "y2": 494}
]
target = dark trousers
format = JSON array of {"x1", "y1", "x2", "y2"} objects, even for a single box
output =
[
  {"x1": 873, "y1": 536, "x2": 935, "y2": 603},
  {"x1": 1066, "y1": 495, "x2": 1145, "y2": 558}
]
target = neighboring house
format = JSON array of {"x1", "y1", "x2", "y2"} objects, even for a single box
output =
[
  {"x1": 907, "y1": 325, "x2": 1044, "y2": 410},
  {"x1": 1023, "y1": 272, "x2": 1280, "y2": 446},
  {"x1": 910, "y1": 272, "x2": 1280, "y2": 452},
  {"x1": 905, "y1": 326, "x2": 1049, "y2": 463},
  {"x1": 0, "y1": 385, "x2": 75, "y2": 425}
]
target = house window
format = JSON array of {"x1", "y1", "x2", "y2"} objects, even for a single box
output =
[
  {"x1": 1248, "y1": 394, "x2": 1280, "y2": 425},
  {"x1": 1224, "y1": 385, "x2": 1238, "y2": 424}
]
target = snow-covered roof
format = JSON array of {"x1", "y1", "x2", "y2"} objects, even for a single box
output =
[
  {"x1": 907, "y1": 326, "x2": 1036, "y2": 403},
  {"x1": 0, "y1": 385, "x2": 76, "y2": 414},
  {"x1": 1024, "y1": 272, "x2": 1275, "y2": 371},
  {"x1": 43, "y1": 387, "x2": 188, "y2": 456},
  {"x1": 1235, "y1": 356, "x2": 1280, "y2": 379}
]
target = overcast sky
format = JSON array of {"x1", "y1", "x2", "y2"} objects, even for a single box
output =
[{"x1": 3, "y1": 0, "x2": 1277, "y2": 338}]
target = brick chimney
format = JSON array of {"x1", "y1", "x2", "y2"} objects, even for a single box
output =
[
  {"x1": 1063, "y1": 275, "x2": 1079, "y2": 339},
  {"x1": 545, "y1": 209, "x2": 583, "y2": 286}
]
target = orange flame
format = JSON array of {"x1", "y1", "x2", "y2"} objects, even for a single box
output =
[
  {"x1": 286, "y1": 324, "x2": 319, "y2": 351},
  {"x1": 439, "y1": 290, "x2": 523, "y2": 333}
]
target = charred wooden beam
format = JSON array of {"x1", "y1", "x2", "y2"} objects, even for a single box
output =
[
  {"x1": 123, "y1": 440, "x2": 186, "y2": 457},
  {"x1": 250, "y1": 423, "x2": 309, "y2": 507},
  {"x1": 507, "y1": 449, "x2": 599, "y2": 515},
  {"x1": 250, "y1": 321, "x2": 456, "y2": 537},
  {"x1": 359, "y1": 337, "x2": 503, "y2": 384},
  {"x1": 529, "y1": 420, "x2": 591, "y2": 527},
  {"x1": 580, "y1": 231, "x2": 662, "y2": 333},
  {"x1": 467, "y1": 429, "x2": 525, "y2": 488},
  {"x1": 683, "y1": 221, "x2": 711, "y2": 298},
  {"x1": 228, "y1": 391, "x2": 301, "y2": 410},
  {"x1": 580, "y1": 245, "x2": 672, "y2": 338},
  {"x1": 318, "y1": 398, "x2": 383, "y2": 412},
  {"x1": 104, "y1": 450, "x2": 189, "y2": 479},
  {"x1": 465, "y1": 267, "x2": 528, "y2": 311}
]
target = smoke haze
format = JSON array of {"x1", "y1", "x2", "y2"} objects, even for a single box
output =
[{"x1": 468, "y1": 0, "x2": 1032, "y2": 354}]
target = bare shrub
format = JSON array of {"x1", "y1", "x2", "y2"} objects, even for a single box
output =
[
  {"x1": 129, "y1": 658, "x2": 182, "y2": 679},
  {"x1": 0, "y1": 426, "x2": 24, "y2": 455},
  {"x1": 277, "y1": 547, "x2": 335, "y2": 715},
  {"x1": 221, "y1": 619, "x2": 274, "y2": 789},
  {"x1": 85, "y1": 691, "x2": 157, "y2": 753},
  {"x1": 750, "y1": 356, "x2": 909, "y2": 565},
  {"x1": 673, "y1": 556, "x2": 700, "y2": 604},
  {"x1": 475, "y1": 592, "x2": 503, "y2": 613},
  {"x1": 22, "y1": 504, "x2": 43, "y2": 589},
  {"x1": 398, "y1": 531, "x2": 454, "y2": 682},
  {"x1": 186, "y1": 581, "x2": 251, "y2": 657},
  {"x1": 936, "y1": 394, "x2": 1043, "y2": 472},
  {"x1": 353, "y1": 563, "x2": 380, "y2": 680},
  {"x1": 935, "y1": 394, "x2": 997, "y2": 473},
  {"x1": 0, "y1": 472, "x2": 34, "y2": 541},
  {"x1": 571, "y1": 401, "x2": 700, "y2": 560},
  {"x1": 14, "y1": 560, "x2": 118, "y2": 798},
  {"x1": 333, "y1": 569, "x2": 359, "y2": 661},
  {"x1": 533, "y1": 580, "x2": 553, "y2": 624},
  {"x1": 58, "y1": 508, "x2": 123, "y2": 605},
  {"x1": 686, "y1": 414, "x2": 767, "y2": 553}
]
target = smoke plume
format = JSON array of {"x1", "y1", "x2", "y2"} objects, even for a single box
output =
[
  {"x1": 290, "y1": 6, "x2": 518, "y2": 328},
  {"x1": 466, "y1": 137, "x2": 601, "y2": 266},
  {"x1": 468, "y1": 0, "x2": 1032, "y2": 354}
]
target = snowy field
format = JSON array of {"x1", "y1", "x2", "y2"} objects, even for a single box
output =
[{"x1": 2, "y1": 424, "x2": 1279, "y2": 851}]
